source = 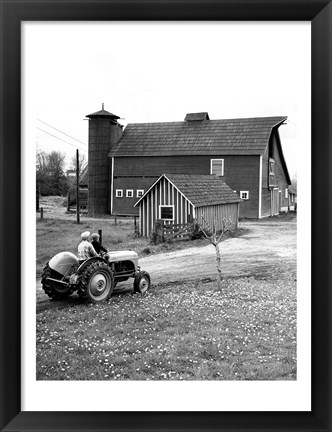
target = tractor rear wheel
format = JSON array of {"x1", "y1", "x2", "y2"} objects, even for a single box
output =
[
  {"x1": 41, "y1": 264, "x2": 72, "y2": 300},
  {"x1": 133, "y1": 271, "x2": 151, "y2": 294},
  {"x1": 80, "y1": 261, "x2": 114, "y2": 303}
]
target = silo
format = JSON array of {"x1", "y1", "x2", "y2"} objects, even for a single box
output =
[{"x1": 86, "y1": 104, "x2": 123, "y2": 215}]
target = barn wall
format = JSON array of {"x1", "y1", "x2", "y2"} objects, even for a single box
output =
[
  {"x1": 272, "y1": 130, "x2": 290, "y2": 212},
  {"x1": 114, "y1": 155, "x2": 260, "y2": 218},
  {"x1": 138, "y1": 176, "x2": 194, "y2": 237},
  {"x1": 196, "y1": 203, "x2": 239, "y2": 233},
  {"x1": 261, "y1": 188, "x2": 272, "y2": 218},
  {"x1": 113, "y1": 177, "x2": 156, "y2": 215},
  {"x1": 260, "y1": 129, "x2": 292, "y2": 217},
  {"x1": 114, "y1": 155, "x2": 209, "y2": 176}
]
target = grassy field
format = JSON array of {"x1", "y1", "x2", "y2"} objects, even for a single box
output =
[
  {"x1": 37, "y1": 276, "x2": 296, "y2": 381},
  {"x1": 36, "y1": 217, "x2": 240, "y2": 277},
  {"x1": 36, "y1": 204, "x2": 296, "y2": 381}
]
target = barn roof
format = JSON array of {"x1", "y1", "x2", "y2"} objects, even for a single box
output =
[
  {"x1": 135, "y1": 174, "x2": 242, "y2": 208},
  {"x1": 110, "y1": 115, "x2": 287, "y2": 157}
]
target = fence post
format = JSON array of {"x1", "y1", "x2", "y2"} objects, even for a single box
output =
[
  {"x1": 67, "y1": 191, "x2": 70, "y2": 211},
  {"x1": 114, "y1": 213, "x2": 117, "y2": 226},
  {"x1": 36, "y1": 183, "x2": 40, "y2": 211},
  {"x1": 134, "y1": 216, "x2": 139, "y2": 235},
  {"x1": 98, "y1": 229, "x2": 102, "y2": 244},
  {"x1": 154, "y1": 219, "x2": 164, "y2": 243},
  {"x1": 40, "y1": 207, "x2": 44, "y2": 220}
]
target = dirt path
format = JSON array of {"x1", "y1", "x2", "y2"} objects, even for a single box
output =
[
  {"x1": 36, "y1": 219, "x2": 296, "y2": 308},
  {"x1": 140, "y1": 220, "x2": 296, "y2": 282}
]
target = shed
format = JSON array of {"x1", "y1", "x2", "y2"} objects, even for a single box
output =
[{"x1": 134, "y1": 174, "x2": 241, "y2": 237}]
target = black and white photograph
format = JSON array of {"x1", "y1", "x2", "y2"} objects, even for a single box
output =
[{"x1": 21, "y1": 20, "x2": 311, "y2": 412}]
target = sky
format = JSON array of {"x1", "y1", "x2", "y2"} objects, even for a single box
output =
[{"x1": 24, "y1": 22, "x2": 311, "y2": 179}]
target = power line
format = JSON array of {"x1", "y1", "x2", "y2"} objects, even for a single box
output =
[
  {"x1": 37, "y1": 118, "x2": 88, "y2": 146},
  {"x1": 36, "y1": 127, "x2": 88, "y2": 153}
]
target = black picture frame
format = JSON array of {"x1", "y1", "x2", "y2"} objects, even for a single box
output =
[{"x1": 0, "y1": 1, "x2": 331, "y2": 431}]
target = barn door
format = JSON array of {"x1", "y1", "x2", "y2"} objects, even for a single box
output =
[{"x1": 271, "y1": 188, "x2": 279, "y2": 216}]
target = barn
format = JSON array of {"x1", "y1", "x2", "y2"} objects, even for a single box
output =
[
  {"x1": 86, "y1": 106, "x2": 291, "y2": 219},
  {"x1": 134, "y1": 173, "x2": 241, "y2": 237}
]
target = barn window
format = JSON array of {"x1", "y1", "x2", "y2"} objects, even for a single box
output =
[
  {"x1": 210, "y1": 159, "x2": 224, "y2": 176},
  {"x1": 115, "y1": 189, "x2": 123, "y2": 198},
  {"x1": 137, "y1": 189, "x2": 144, "y2": 198},
  {"x1": 285, "y1": 188, "x2": 288, "y2": 199},
  {"x1": 240, "y1": 191, "x2": 249, "y2": 200},
  {"x1": 159, "y1": 205, "x2": 174, "y2": 221},
  {"x1": 126, "y1": 189, "x2": 134, "y2": 198}
]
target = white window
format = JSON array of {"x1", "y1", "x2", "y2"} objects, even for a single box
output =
[
  {"x1": 159, "y1": 205, "x2": 174, "y2": 221},
  {"x1": 126, "y1": 189, "x2": 134, "y2": 198},
  {"x1": 115, "y1": 189, "x2": 123, "y2": 198},
  {"x1": 285, "y1": 188, "x2": 289, "y2": 199},
  {"x1": 240, "y1": 191, "x2": 249, "y2": 200},
  {"x1": 137, "y1": 189, "x2": 144, "y2": 198},
  {"x1": 210, "y1": 159, "x2": 224, "y2": 176}
]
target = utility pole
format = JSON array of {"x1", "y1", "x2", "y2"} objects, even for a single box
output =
[{"x1": 76, "y1": 149, "x2": 80, "y2": 224}]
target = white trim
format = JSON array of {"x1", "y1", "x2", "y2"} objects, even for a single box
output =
[
  {"x1": 143, "y1": 200, "x2": 146, "y2": 236},
  {"x1": 151, "y1": 188, "x2": 154, "y2": 232},
  {"x1": 163, "y1": 177, "x2": 166, "y2": 204},
  {"x1": 210, "y1": 158, "x2": 224, "y2": 176},
  {"x1": 164, "y1": 176, "x2": 194, "y2": 208},
  {"x1": 159, "y1": 204, "x2": 175, "y2": 221},
  {"x1": 147, "y1": 193, "x2": 150, "y2": 234},
  {"x1": 111, "y1": 157, "x2": 114, "y2": 214},
  {"x1": 126, "y1": 189, "x2": 134, "y2": 198},
  {"x1": 134, "y1": 174, "x2": 195, "y2": 209},
  {"x1": 180, "y1": 196, "x2": 183, "y2": 224},
  {"x1": 258, "y1": 155, "x2": 262, "y2": 219},
  {"x1": 240, "y1": 191, "x2": 249, "y2": 200},
  {"x1": 176, "y1": 190, "x2": 179, "y2": 223},
  {"x1": 115, "y1": 189, "x2": 123, "y2": 198},
  {"x1": 136, "y1": 189, "x2": 144, "y2": 198}
]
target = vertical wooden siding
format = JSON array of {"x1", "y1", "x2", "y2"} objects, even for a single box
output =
[
  {"x1": 196, "y1": 203, "x2": 239, "y2": 232},
  {"x1": 138, "y1": 177, "x2": 194, "y2": 236},
  {"x1": 138, "y1": 177, "x2": 239, "y2": 236}
]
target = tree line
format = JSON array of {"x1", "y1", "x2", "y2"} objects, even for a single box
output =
[{"x1": 36, "y1": 150, "x2": 87, "y2": 196}]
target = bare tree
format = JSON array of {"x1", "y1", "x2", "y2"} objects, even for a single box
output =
[
  {"x1": 198, "y1": 216, "x2": 235, "y2": 289},
  {"x1": 70, "y1": 153, "x2": 87, "y2": 179},
  {"x1": 36, "y1": 150, "x2": 68, "y2": 195}
]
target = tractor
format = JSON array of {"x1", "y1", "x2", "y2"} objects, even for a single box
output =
[{"x1": 41, "y1": 249, "x2": 151, "y2": 303}]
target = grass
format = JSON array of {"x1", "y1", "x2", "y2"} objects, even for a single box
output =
[
  {"x1": 36, "y1": 200, "x2": 296, "y2": 381},
  {"x1": 36, "y1": 275, "x2": 296, "y2": 381},
  {"x1": 36, "y1": 217, "x2": 246, "y2": 277}
]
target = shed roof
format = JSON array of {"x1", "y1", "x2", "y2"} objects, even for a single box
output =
[
  {"x1": 110, "y1": 115, "x2": 287, "y2": 157},
  {"x1": 135, "y1": 174, "x2": 241, "y2": 208}
]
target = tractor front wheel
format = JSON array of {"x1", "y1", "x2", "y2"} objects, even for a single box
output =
[
  {"x1": 41, "y1": 264, "x2": 72, "y2": 300},
  {"x1": 80, "y1": 261, "x2": 114, "y2": 303},
  {"x1": 133, "y1": 271, "x2": 151, "y2": 294}
]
